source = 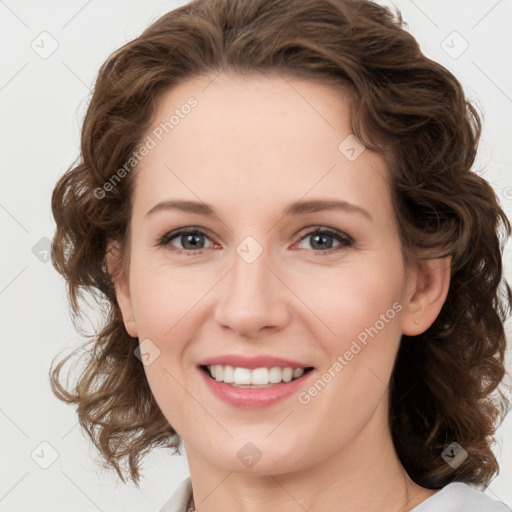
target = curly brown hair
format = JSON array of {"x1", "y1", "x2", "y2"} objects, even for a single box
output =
[{"x1": 50, "y1": 0, "x2": 512, "y2": 488}]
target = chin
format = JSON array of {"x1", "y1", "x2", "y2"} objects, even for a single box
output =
[{"x1": 202, "y1": 439, "x2": 310, "y2": 476}]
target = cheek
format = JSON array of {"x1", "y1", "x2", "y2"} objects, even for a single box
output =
[
  {"x1": 293, "y1": 265, "x2": 404, "y2": 444},
  {"x1": 291, "y1": 259, "x2": 405, "y2": 343},
  {"x1": 130, "y1": 264, "x2": 212, "y2": 338},
  {"x1": 289, "y1": 258, "x2": 406, "y2": 403},
  {"x1": 129, "y1": 266, "x2": 212, "y2": 417},
  {"x1": 131, "y1": 266, "x2": 202, "y2": 432}
]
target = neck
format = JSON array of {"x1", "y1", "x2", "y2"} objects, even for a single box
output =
[{"x1": 183, "y1": 398, "x2": 436, "y2": 512}]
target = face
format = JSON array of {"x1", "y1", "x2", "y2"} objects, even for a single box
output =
[{"x1": 112, "y1": 72, "x2": 448, "y2": 476}]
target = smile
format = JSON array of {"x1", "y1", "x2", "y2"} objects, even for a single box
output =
[
  {"x1": 198, "y1": 365, "x2": 315, "y2": 408},
  {"x1": 202, "y1": 364, "x2": 314, "y2": 387}
]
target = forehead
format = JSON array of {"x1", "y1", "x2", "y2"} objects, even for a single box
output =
[{"x1": 131, "y1": 72, "x2": 391, "y2": 223}]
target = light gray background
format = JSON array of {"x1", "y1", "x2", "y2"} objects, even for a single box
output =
[{"x1": 1, "y1": 1, "x2": 511, "y2": 511}]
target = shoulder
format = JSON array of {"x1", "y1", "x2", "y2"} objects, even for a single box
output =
[
  {"x1": 412, "y1": 482, "x2": 511, "y2": 512},
  {"x1": 158, "y1": 477, "x2": 193, "y2": 512}
]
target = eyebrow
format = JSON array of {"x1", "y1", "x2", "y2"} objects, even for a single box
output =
[{"x1": 145, "y1": 198, "x2": 372, "y2": 221}]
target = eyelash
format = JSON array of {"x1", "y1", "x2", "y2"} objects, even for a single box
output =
[{"x1": 156, "y1": 226, "x2": 354, "y2": 256}]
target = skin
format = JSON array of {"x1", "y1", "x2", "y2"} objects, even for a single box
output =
[{"x1": 109, "y1": 72, "x2": 451, "y2": 512}]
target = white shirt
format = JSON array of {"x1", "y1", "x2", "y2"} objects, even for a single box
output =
[{"x1": 158, "y1": 477, "x2": 511, "y2": 512}]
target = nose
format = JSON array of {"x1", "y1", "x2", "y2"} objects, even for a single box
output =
[{"x1": 213, "y1": 244, "x2": 290, "y2": 339}]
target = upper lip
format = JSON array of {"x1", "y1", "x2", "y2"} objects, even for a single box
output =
[{"x1": 197, "y1": 355, "x2": 313, "y2": 370}]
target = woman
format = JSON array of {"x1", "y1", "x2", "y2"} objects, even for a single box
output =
[{"x1": 50, "y1": 0, "x2": 512, "y2": 510}]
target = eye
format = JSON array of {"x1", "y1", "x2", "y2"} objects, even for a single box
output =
[
  {"x1": 157, "y1": 227, "x2": 214, "y2": 255},
  {"x1": 157, "y1": 225, "x2": 354, "y2": 256},
  {"x1": 293, "y1": 226, "x2": 354, "y2": 254}
]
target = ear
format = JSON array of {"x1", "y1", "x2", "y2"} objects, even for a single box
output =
[
  {"x1": 401, "y1": 256, "x2": 451, "y2": 336},
  {"x1": 106, "y1": 240, "x2": 138, "y2": 338}
]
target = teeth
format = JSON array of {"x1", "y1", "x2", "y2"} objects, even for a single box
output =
[
  {"x1": 207, "y1": 365, "x2": 306, "y2": 385},
  {"x1": 292, "y1": 368, "x2": 304, "y2": 379},
  {"x1": 222, "y1": 365, "x2": 234, "y2": 383},
  {"x1": 243, "y1": 367, "x2": 262, "y2": 384},
  {"x1": 233, "y1": 368, "x2": 252, "y2": 384}
]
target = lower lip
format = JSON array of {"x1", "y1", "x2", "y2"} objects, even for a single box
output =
[{"x1": 198, "y1": 367, "x2": 314, "y2": 408}]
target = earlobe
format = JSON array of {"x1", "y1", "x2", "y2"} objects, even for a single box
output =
[
  {"x1": 106, "y1": 240, "x2": 138, "y2": 338},
  {"x1": 401, "y1": 256, "x2": 451, "y2": 336}
]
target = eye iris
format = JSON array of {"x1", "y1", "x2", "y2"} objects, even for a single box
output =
[
  {"x1": 182, "y1": 233, "x2": 204, "y2": 250},
  {"x1": 310, "y1": 233, "x2": 333, "y2": 250}
]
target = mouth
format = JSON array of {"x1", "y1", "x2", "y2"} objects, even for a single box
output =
[{"x1": 199, "y1": 364, "x2": 315, "y2": 388}]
